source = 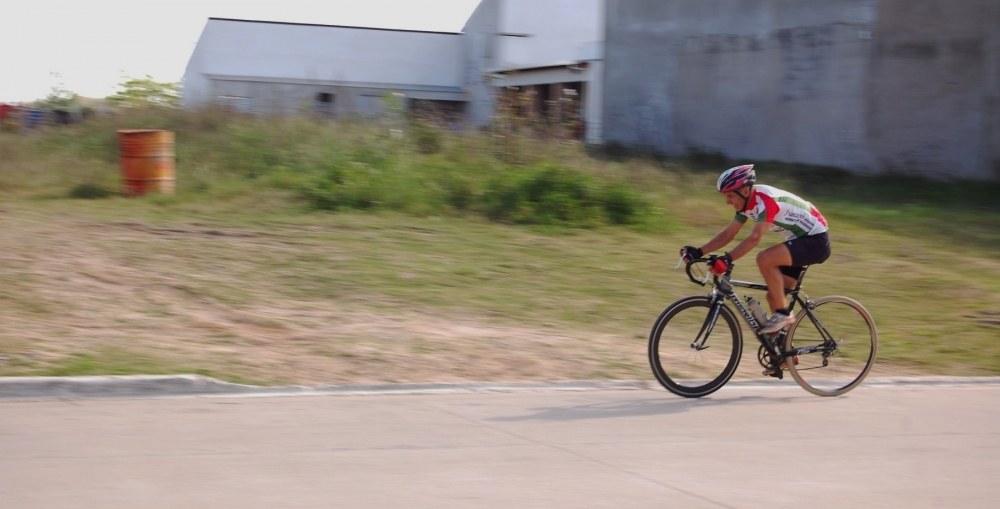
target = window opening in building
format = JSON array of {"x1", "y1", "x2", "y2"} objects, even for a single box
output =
[
  {"x1": 315, "y1": 92, "x2": 334, "y2": 117},
  {"x1": 216, "y1": 96, "x2": 258, "y2": 115},
  {"x1": 498, "y1": 81, "x2": 584, "y2": 139}
]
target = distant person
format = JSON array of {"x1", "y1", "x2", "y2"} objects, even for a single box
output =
[{"x1": 680, "y1": 164, "x2": 830, "y2": 334}]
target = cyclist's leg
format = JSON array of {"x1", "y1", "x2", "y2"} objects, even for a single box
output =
[
  {"x1": 777, "y1": 267, "x2": 800, "y2": 292},
  {"x1": 762, "y1": 232, "x2": 832, "y2": 312},
  {"x1": 777, "y1": 265, "x2": 804, "y2": 367},
  {"x1": 756, "y1": 243, "x2": 793, "y2": 313}
]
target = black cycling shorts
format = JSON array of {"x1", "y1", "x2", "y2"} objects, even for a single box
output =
[{"x1": 779, "y1": 232, "x2": 831, "y2": 280}]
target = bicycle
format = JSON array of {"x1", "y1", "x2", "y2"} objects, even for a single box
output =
[{"x1": 648, "y1": 256, "x2": 877, "y2": 397}]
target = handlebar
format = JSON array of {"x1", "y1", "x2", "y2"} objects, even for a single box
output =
[{"x1": 681, "y1": 256, "x2": 734, "y2": 287}]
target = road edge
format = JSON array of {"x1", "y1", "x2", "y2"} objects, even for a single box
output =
[{"x1": 2, "y1": 375, "x2": 999, "y2": 401}]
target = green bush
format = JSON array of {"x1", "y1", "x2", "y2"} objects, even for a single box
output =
[
  {"x1": 601, "y1": 183, "x2": 646, "y2": 225},
  {"x1": 299, "y1": 155, "x2": 649, "y2": 227},
  {"x1": 6, "y1": 110, "x2": 653, "y2": 228},
  {"x1": 302, "y1": 160, "x2": 385, "y2": 211},
  {"x1": 69, "y1": 183, "x2": 115, "y2": 199},
  {"x1": 410, "y1": 121, "x2": 443, "y2": 155},
  {"x1": 434, "y1": 167, "x2": 476, "y2": 211},
  {"x1": 480, "y1": 171, "x2": 524, "y2": 221},
  {"x1": 478, "y1": 164, "x2": 647, "y2": 227},
  {"x1": 517, "y1": 165, "x2": 601, "y2": 225}
]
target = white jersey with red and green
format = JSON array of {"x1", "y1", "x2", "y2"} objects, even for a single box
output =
[{"x1": 735, "y1": 185, "x2": 828, "y2": 241}]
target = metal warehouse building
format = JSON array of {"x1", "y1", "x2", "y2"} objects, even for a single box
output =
[{"x1": 181, "y1": 0, "x2": 606, "y2": 142}]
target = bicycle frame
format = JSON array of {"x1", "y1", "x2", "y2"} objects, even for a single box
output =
[{"x1": 685, "y1": 258, "x2": 835, "y2": 364}]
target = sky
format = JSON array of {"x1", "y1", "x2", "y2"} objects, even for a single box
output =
[{"x1": 0, "y1": 0, "x2": 482, "y2": 103}]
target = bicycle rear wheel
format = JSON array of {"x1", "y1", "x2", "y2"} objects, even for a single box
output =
[
  {"x1": 785, "y1": 296, "x2": 877, "y2": 396},
  {"x1": 649, "y1": 296, "x2": 743, "y2": 398}
]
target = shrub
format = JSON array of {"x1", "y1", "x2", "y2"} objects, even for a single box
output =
[
  {"x1": 301, "y1": 160, "x2": 385, "y2": 211},
  {"x1": 440, "y1": 173, "x2": 475, "y2": 211},
  {"x1": 19, "y1": 109, "x2": 653, "y2": 228},
  {"x1": 477, "y1": 164, "x2": 646, "y2": 227},
  {"x1": 684, "y1": 145, "x2": 729, "y2": 167},
  {"x1": 69, "y1": 183, "x2": 115, "y2": 199},
  {"x1": 601, "y1": 183, "x2": 646, "y2": 224},
  {"x1": 518, "y1": 165, "x2": 600, "y2": 225},
  {"x1": 410, "y1": 121, "x2": 443, "y2": 155},
  {"x1": 480, "y1": 171, "x2": 523, "y2": 221}
]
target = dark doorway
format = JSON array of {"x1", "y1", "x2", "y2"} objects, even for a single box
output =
[{"x1": 315, "y1": 92, "x2": 334, "y2": 117}]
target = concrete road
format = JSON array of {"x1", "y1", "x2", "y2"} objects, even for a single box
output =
[{"x1": 1, "y1": 384, "x2": 998, "y2": 508}]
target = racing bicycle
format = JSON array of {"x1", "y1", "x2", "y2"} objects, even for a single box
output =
[{"x1": 648, "y1": 256, "x2": 877, "y2": 397}]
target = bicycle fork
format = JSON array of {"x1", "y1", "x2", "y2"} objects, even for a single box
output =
[{"x1": 691, "y1": 294, "x2": 726, "y2": 351}]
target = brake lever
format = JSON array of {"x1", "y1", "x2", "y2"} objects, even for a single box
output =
[{"x1": 674, "y1": 257, "x2": 685, "y2": 270}]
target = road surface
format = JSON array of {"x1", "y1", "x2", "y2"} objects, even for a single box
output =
[{"x1": 2, "y1": 383, "x2": 998, "y2": 508}]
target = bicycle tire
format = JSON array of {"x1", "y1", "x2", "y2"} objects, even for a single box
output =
[
  {"x1": 785, "y1": 296, "x2": 878, "y2": 396},
  {"x1": 648, "y1": 296, "x2": 743, "y2": 398}
]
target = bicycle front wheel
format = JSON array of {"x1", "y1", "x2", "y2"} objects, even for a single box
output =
[
  {"x1": 785, "y1": 296, "x2": 878, "y2": 396},
  {"x1": 649, "y1": 296, "x2": 743, "y2": 398}
]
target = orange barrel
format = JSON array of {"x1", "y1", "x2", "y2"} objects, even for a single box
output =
[{"x1": 118, "y1": 129, "x2": 175, "y2": 196}]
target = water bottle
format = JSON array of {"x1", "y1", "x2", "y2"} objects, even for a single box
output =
[{"x1": 746, "y1": 296, "x2": 768, "y2": 325}]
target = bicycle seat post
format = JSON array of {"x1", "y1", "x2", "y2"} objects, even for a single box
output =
[{"x1": 793, "y1": 265, "x2": 809, "y2": 291}]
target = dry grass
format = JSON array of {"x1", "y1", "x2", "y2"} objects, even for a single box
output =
[{"x1": 0, "y1": 114, "x2": 998, "y2": 384}]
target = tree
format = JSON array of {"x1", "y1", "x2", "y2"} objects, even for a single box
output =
[
  {"x1": 106, "y1": 75, "x2": 181, "y2": 108},
  {"x1": 40, "y1": 85, "x2": 78, "y2": 109},
  {"x1": 36, "y1": 72, "x2": 78, "y2": 110}
]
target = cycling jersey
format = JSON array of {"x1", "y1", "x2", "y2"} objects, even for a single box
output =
[{"x1": 734, "y1": 185, "x2": 828, "y2": 241}]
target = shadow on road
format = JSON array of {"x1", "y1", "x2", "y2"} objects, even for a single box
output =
[{"x1": 488, "y1": 393, "x2": 806, "y2": 422}]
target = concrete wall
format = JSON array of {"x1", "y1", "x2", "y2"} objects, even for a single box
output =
[
  {"x1": 604, "y1": 0, "x2": 1000, "y2": 180},
  {"x1": 584, "y1": 59, "x2": 605, "y2": 144},
  {"x1": 868, "y1": 0, "x2": 1000, "y2": 179},
  {"x1": 461, "y1": 0, "x2": 501, "y2": 125},
  {"x1": 206, "y1": 79, "x2": 408, "y2": 118},
  {"x1": 497, "y1": 0, "x2": 604, "y2": 69}
]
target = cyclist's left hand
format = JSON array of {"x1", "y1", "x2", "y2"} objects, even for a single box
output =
[
  {"x1": 709, "y1": 253, "x2": 732, "y2": 275},
  {"x1": 680, "y1": 246, "x2": 702, "y2": 262}
]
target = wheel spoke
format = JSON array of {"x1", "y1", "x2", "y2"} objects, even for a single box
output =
[
  {"x1": 786, "y1": 297, "x2": 877, "y2": 396},
  {"x1": 649, "y1": 297, "x2": 742, "y2": 398}
]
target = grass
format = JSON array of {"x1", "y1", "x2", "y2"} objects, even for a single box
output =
[
  {"x1": 34, "y1": 347, "x2": 265, "y2": 385},
  {"x1": 0, "y1": 109, "x2": 998, "y2": 384}
]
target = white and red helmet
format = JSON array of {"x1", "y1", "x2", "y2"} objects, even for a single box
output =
[{"x1": 717, "y1": 164, "x2": 756, "y2": 193}]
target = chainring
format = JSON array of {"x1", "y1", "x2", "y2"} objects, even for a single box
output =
[{"x1": 757, "y1": 344, "x2": 775, "y2": 369}]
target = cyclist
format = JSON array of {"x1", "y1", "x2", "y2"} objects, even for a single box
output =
[{"x1": 680, "y1": 164, "x2": 831, "y2": 334}]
